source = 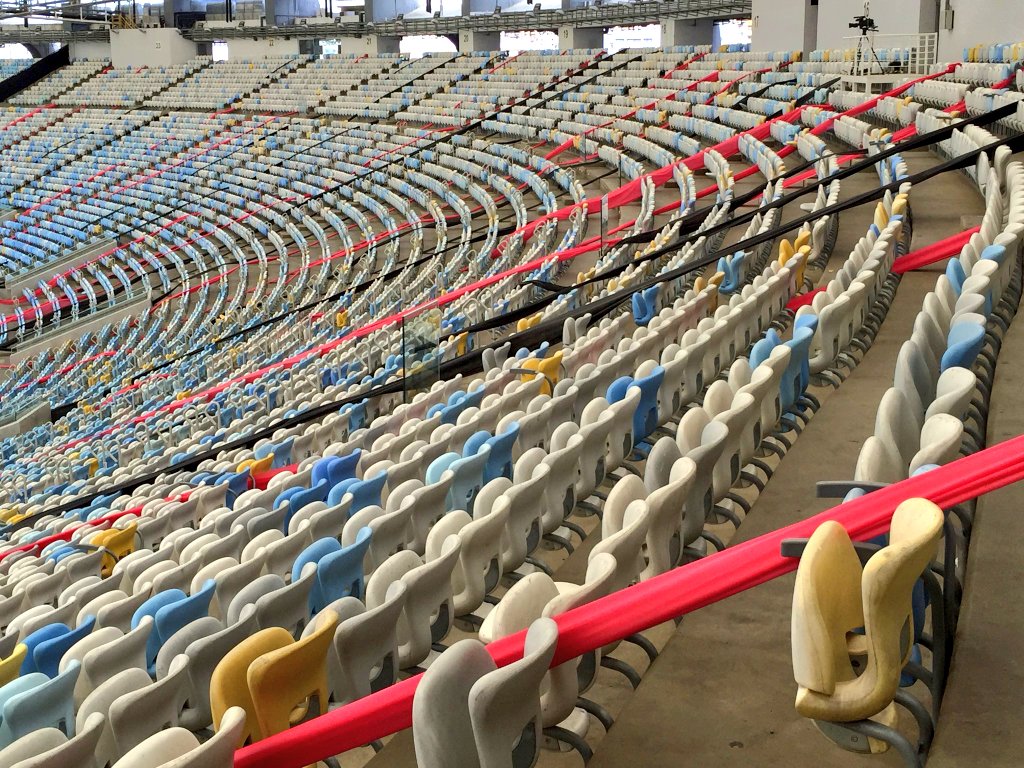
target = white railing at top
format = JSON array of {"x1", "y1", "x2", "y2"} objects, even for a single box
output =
[{"x1": 840, "y1": 32, "x2": 938, "y2": 77}]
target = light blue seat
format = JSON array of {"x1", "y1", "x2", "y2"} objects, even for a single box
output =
[
  {"x1": 132, "y1": 589, "x2": 188, "y2": 672},
  {"x1": 315, "y1": 527, "x2": 371, "y2": 608},
  {"x1": 276, "y1": 479, "x2": 329, "y2": 528},
  {"x1": 781, "y1": 322, "x2": 816, "y2": 421},
  {"x1": 464, "y1": 424, "x2": 520, "y2": 483},
  {"x1": 426, "y1": 452, "x2": 460, "y2": 487},
  {"x1": 718, "y1": 251, "x2": 746, "y2": 294},
  {"x1": 945, "y1": 258, "x2": 967, "y2": 295},
  {"x1": 0, "y1": 673, "x2": 49, "y2": 742},
  {"x1": 750, "y1": 328, "x2": 783, "y2": 369},
  {"x1": 444, "y1": 447, "x2": 490, "y2": 514},
  {"x1": 940, "y1": 322, "x2": 986, "y2": 371},
  {"x1": 0, "y1": 662, "x2": 79, "y2": 746}
]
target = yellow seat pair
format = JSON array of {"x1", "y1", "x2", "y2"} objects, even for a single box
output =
[{"x1": 210, "y1": 610, "x2": 339, "y2": 751}]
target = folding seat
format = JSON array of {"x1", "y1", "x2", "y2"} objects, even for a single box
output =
[
  {"x1": 170, "y1": 608, "x2": 259, "y2": 733},
  {"x1": 31, "y1": 616, "x2": 95, "y2": 678},
  {"x1": 790, "y1": 498, "x2": 943, "y2": 760},
  {"x1": 13, "y1": 602, "x2": 78, "y2": 640},
  {"x1": 676, "y1": 416, "x2": 731, "y2": 554},
  {"x1": 0, "y1": 644, "x2": 26, "y2": 689},
  {"x1": 425, "y1": 503, "x2": 507, "y2": 620},
  {"x1": 0, "y1": 710, "x2": 102, "y2": 768},
  {"x1": 74, "y1": 655, "x2": 183, "y2": 767},
  {"x1": 210, "y1": 615, "x2": 331, "y2": 746},
  {"x1": 247, "y1": 609, "x2": 338, "y2": 738},
  {"x1": 229, "y1": 564, "x2": 317, "y2": 636},
  {"x1": 0, "y1": 659, "x2": 78, "y2": 747},
  {"x1": 412, "y1": 618, "x2": 558, "y2": 768}
]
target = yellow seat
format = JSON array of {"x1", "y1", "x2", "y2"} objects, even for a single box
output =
[
  {"x1": 90, "y1": 522, "x2": 138, "y2": 577},
  {"x1": 873, "y1": 201, "x2": 890, "y2": 231},
  {"x1": 211, "y1": 627, "x2": 294, "y2": 746},
  {"x1": 794, "y1": 229, "x2": 812, "y2": 252},
  {"x1": 791, "y1": 498, "x2": 943, "y2": 746},
  {"x1": 247, "y1": 610, "x2": 339, "y2": 741},
  {"x1": 238, "y1": 455, "x2": 273, "y2": 476},
  {"x1": 519, "y1": 350, "x2": 563, "y2": 397},
  {"x1": 780, "y1": 245, "x2": 811, "y2": 293},
  {"x1": 0, "y1": 644, "x2": 26, "y2": 688},
  {"x1": 515, "y1": 313, "x2": 542, "y2": 333}
]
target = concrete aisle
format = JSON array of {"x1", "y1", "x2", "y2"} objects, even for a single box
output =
[{"x1": 928, "y1": 260, "x2": 1024, "y2": 766}]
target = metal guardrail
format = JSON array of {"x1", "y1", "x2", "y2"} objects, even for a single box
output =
[{"x1": 0, "y1": 0, "x2": 750, "y2": 44}]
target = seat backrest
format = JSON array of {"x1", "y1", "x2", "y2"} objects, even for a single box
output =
[
  {"x1": 793, "y1": 498, "x2": 943, "y2": 722},
  {"x1": 247, "y1": 609, "x2": 339, "y2": 738},
  {"x1": 468, "y1": 617, "x2": 559, "y2": 768},
  {"x1": 331, "y1": 581, "x2": 407, "y2": 705},
  {"x1": 109, "y1": 654, "x2": 190, "y2": 760},
  {"x1": 7, "y1": 711, "x2": 104, "y2": 768},
  {"x1": 209, "y1": 626, "x2": 293, "y2": 745},
  {"x1": 2, "y1": 661, "x2": 79, "y2": 744},
  {"x1": 413, "y1": 638, "x2": 496, "y2": 768}
]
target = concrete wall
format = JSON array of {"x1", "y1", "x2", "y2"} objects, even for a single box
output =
[
  {"x1": 336, "y1": 34, "x2": 401, "y2": 54},
  {"x1": 110, "y1": 28, "x2": 199, "y2": 66},
  {"x1": 227, "y1": 36, "x2": 301, "y2": 58},
  {"x1": 938, "y1": 0, "x2": 1024, "y2": 60},
  {"x1": 661, "y1": 18, "x2": 713, "y2": 48},
  {"x1": 69, "y1": 40, "x2": 112, "y2": 61},
  {"x1": 752, "y1": 0, "x2": 814, "y2": 55},
  {"x1": 816, "y1": 0, "x2": 928, "y2": 50},
  {"x1": 459, "y1": 29, "x2": 499, "y2": 53},
  {"x1": 558, "y1": 25, "x2": 602, "y2": 51}
]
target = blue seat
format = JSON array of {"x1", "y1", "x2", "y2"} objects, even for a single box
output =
[
  {"x1": 940, "y1": 322, "x2": 986, "y2": 371},
  {"x1": 328, "y1": 470, "x2": 387, "y2": 512},
  {"x1": 781, "y1": 322, "x2": 816, "y2": 418},
  {"x1": 718, "y1": 251, "x2": 746, "y2": 294},
  {"x1": 631, "y1": 284, "x2": 660, "y2": 326},
  {"x1": 426, "y1": 452, "x2": 460, "y2": 486},
  {"x1": 276, "y1": 479, "x2": 329, "y2": 529},
  {"x1": 153, "y1": 581, "x2": 215, "y2": 670},
  {"x1": 312, "y1": 451, "x2": 360, "y2": 488},
  {"x1": 33, "y1": 616, "x2": 95, "y2": 678},
  {"x1": 20, "y1": 623, "x2": 68, "y2": 676},
  {"x1": 464, "y1": 424, "x2": 520, "y2": 483},
  {"x1": 315, "y1": 527, "x2": 371, "y2": 608},
  {"x1": 945, "y1": 258, "x2": 967, "y2": 295},
  {"x1": 750, "y1": 328, "x2": 783, "y2": 369},
  {"x1": 619, "y1": 367, "x2": 665, "y2": 447},
  {"x1": 444, "y1": 447, "x2": 490, "y2": 514},
  {"x1": 132, "y1": 588, "x2": 188, "y2": 672}
]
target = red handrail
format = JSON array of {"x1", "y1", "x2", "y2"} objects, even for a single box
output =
[{"x1": 234, "y1": 433, "x2": 1024, "y2": 768}]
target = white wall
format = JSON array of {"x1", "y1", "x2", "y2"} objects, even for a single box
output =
[
  {"x1": 69, "y1": 40, "x2": 112, "y2": 61},
  {"x1": 336, "y1": 34, "x2": 401, "y2": 54},
  {"x1": 816, "y1": 0, "x2": 927, "y2": 50},
  {"x1": 558, "y1": 26, "x2": 603, "y2": 51},
  {"x1": 751, "y1": 0, "x2": 813, "y2": 54},
  {"x1": 110, "y1": 28, "x2": 198, "y2": 67},
  {"x1": 227, "y1": 36, "x2": 300, "y2": 58},
  {"x1": 938, "y1": 0, "x2": 1024, "y2": 60},
  {"x1": 661, "y1": 18, "x2": 713, "y2": 48}
]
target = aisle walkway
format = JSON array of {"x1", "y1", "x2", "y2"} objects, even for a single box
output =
[{"x1": 928, "y1": 271, "x2": 1024, "y2": 766}]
